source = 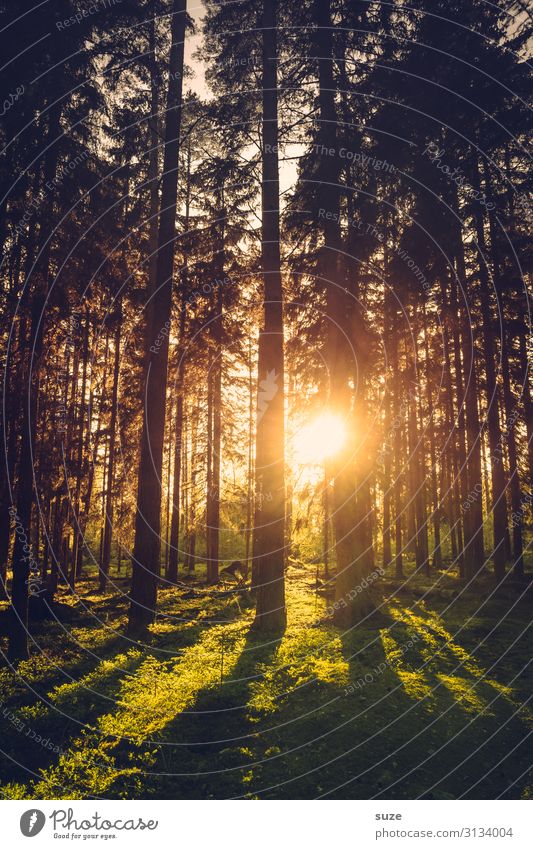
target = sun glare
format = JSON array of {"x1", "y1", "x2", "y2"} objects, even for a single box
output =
[{"x1": 293, "y1": 412, "x2": 347, "y2": 465}]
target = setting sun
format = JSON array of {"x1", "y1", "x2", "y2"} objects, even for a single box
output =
[{"x1": 293, "y1": 412, "x2": 347, "y2": 465}]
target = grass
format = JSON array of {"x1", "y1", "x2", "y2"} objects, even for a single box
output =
[{"x1": 0, "y1": 562, "x2": 531, "y2": 799}]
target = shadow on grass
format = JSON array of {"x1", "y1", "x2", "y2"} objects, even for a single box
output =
[
  {"x1": 5, "y1": 582, "x2": 531, "y2": 801},
  {"x1": 331, "y1": 600, "x2": 532, "y2": 799},
  {"x1": 0, "y1": 585, "x2": 256, "y2": 798},
  {"x1": 151, "y1": 621, "x2": 286, "y2": 799}
]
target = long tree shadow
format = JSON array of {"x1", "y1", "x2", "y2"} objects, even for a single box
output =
[
  {"x1": 0, "y1": 647, "x2": 147, "y2": 789},
  {"x1": 151, "y1": 621, "x2": 286, "y2": 799},
  {"x1": 382, "y1": 602, "x2": 532, "y2": 799},
  {"x1": 2, "y1": 586, "x2": 257, "y2": 798},
  {"x1": 277, "y1": 606, "x2": 415, "y2": 800},
  {"x1": 333, "y1": 599, "x2": 532, "y2": 799},
  {"x1": 151, "y1": 597, "x2": 400, "y2": 799},
  {"x1": 13, "y1": 582, "x2": 530, "y2": 801}
]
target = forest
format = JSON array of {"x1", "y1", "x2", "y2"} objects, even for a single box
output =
[{"x1": 0, "y1": 0, "x2": 531, "y2": 801}]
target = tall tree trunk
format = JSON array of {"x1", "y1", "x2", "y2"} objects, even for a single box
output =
[
  {"x1": 382, "y1": 279, "x2": 392, "y2": 570},
  {"x1": 253, "y1": 0, "x2": 286, "y2": 631},
  {"x1": 168, "y1": 298, "x2": 186, "y2": 583},
  {"x1": 0, "y1": 309, "x2": 28, "y2": 599},
  {"x1": 168, "y1": 144, "x2": 191, "y2": 583},
  {"x1": 410, "y1": 328, "x2": 429, "y2": 575},
  {"x1": 128, "y1": 0, "x2": 187, "y2": 635},
  {"x1": 207, "y1": 280, "x2": 223, "y2": 584},
  {"x1": 323, "y1": 462, "x2": 331, "y2": 581},
  {"x1": 312, "y1": 0, "x2": 371, "y2": 626},
  {"x1": 471, "y1": 155, "x2": 507, "y2": 581},
  {"x1": 444, "y1": 271, "x2": 466, "y2": 575},
  {"x1": 392, "y1": 303, "x2": 404, "y2": 580},
  {"x1": 415, "y1": 389, "x2": 430, "y2": 575},
  {"x1": 0, "y1": 161, "x2": 41, "y2": 601},
  {"x1": 48, "y1": 494, "x2": 62, "y2": 597},
  {"x1": 187, "y1": 402, "x2": 198, "y2": 573},
  {"x1": 74, "y1": 334, "x2": 105, "y2": 586},
  {"x1": 144, "y1": 15, "x2": 162, "y2": 346},
  {"x1": 8, "y1": 99, "x2": 62, "y2": 661},
  {"x1": 245, "y1": 340, "x2": 254, "y2": 573},
  {"x1": 518, "y1": 330, "x2": 533, "y2": 490},
  {"x1": 422, "y1": 305, "x2": 442, "y2": 569},
  {"x1": 207, "y1": 205, "x2": 225, "y2": 585},
  {"x1": 452, "y1": 204, "x2": 484, "y2": 579},
  {"x1": 70, "y1": 309, "x2": 89, "y2": 588},
  {"x1": 206, "y1": 355, "x2": 213, "y2": 565},
  {"x1": 483, "y1": 162, "x2": 524, "y2": 578},
  {"x1": 164, "y1": 395, "x2": 175, "y2": 574},
  {"x1": 100, "y1": 305, "x2": 121, "y2": 591}
]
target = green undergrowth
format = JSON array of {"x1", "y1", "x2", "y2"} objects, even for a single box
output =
[{"x1": 0, "y1": 564, "x2": 531, "y2": 799}]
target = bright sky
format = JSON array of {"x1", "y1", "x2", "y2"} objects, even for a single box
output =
[
  {"x1": 185, "y1": 0, "x2": 208, "y2": 99},
  {"x1": 183, "y1": 0, "x2": 299, "y2": 197}
]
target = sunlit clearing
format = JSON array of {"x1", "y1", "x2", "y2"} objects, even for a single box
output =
[{"x1": 293, "y1": 413, "x2": 346, "y2": 465}]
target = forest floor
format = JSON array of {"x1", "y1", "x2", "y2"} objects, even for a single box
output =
[{"x1": 0, "y1": 563, "x2": 531, "y2": 800}]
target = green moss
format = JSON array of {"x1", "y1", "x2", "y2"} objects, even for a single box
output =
[{"x1": 1, "y1": 572, "x2": 531, "y2": 800}]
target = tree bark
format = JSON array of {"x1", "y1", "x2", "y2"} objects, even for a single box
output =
[
  {"x1": 167, "y1": 298, "x2": 186, "y2": 583},
  {"x1": 8, "y1": 99, "x2": 62, "y2": 661},
  {"x1": 253, "y1": 0, "x2": 286, "y2": 631},
  {"x1": 128, "y1": 0, "x2": 187, "y2": 635},
  {"x1": 100, "y1": 305, "x2": 121, "y2": 591},
  {"x1": 70, "y1": 309, "x2": 89, "y2": 588},
  {"x1": 471, "y1": 155, "x2": 507, "y2": 581}
]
